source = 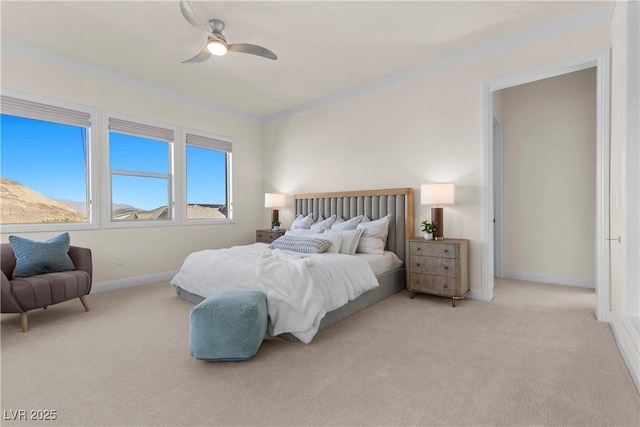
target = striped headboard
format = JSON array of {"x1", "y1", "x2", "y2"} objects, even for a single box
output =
[{"x1": 294, "y1": 188, "x2": 414, "y2": 262}]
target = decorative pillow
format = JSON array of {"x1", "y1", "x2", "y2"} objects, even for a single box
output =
[
  {"x1": 330, "y1": 215, "x2": 364, "y2": 231},
  {"x1": 286, "y1": 230, "x2": 342, "y2": 254},
  {"x1": 289, "y1": 214, "x2": 314, "y2": 231},
  {"x1": 9, "y1": 232, "x2": 75, "y2": 278},
  {"x1": 356, "y1": 214, "x2": 391, "y2": 255},
  {"x1": 269, "y1": 236, "x2": 332, "y2": 254},
  {"x1": 324, "y1": 228, "x2": 364, "y2": 255},
  {"x1": 310, "y1": 215, "x2": 336, "y2": 232}
]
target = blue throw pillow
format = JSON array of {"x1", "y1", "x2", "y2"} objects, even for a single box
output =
[{"x1": 9, "y1": 232, "x2": 75, "y2": 278}]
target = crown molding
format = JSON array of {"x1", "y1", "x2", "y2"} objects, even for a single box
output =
[
  {"x1": 262, "y1": 0, "x2": 615, "y2": 123},
  {"x1": 0, "y1": 37, "x2": 261, "y2": 124},
  {"x1": 0, "y1": 1, "x2": 615, "y2": 124}
]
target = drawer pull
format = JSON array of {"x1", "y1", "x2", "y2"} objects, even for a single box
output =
[
  {"x1": 443, "y1": 249, "x2": 449, "y2": 253},
  {"x1": 415, "y1": 280, "x2": 420, "y2": 285},
  {"x1": 443, "y1": 266, "x2": 449, "y2": 270},
  {"x1": 415, "y1": 263, "x2": 420, "y2": 267},
  {"x1": 444, "y1": 284, "x2": 449, "y2": 288},
  {"x1": 416, "y1": 247, "x2": 421, "y2": 251}
]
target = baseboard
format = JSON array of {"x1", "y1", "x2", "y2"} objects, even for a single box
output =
[
  {"x1": 92, "y1": 271, "x2": 177, "y2": 293},
  {"x1": 467, "y1": 288, "x2": 484, "y2": 301},
  {"x1": 609, "y1": 314, "x2": 640, "y2": 394},
  {"x1": 503, "y1": 270, "x2": 595, "y2": 289}
]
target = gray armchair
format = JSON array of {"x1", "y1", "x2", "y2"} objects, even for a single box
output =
[{"x1": 1, "y1": 244, "x2": 92, "y2": 332}]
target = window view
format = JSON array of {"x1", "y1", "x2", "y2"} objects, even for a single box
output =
[
  {"x1": 0, "y1": 98, "x2": 232, "y2": 228},
  {"x1": 0, "y1": 112, "x2": 90, "y2": 225},
  {"x1": 108, "y1": 120, "x2": 173, "y2": 222},
  {"x1": 186, "y1": 143, "x2": 230, "y2": 220}
]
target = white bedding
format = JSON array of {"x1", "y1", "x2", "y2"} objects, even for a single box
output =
[
  {"x1": 171, "y1": 243, "x2": 387, "y2": 343},
  {"x1": 355, "y1": 251, "x2": 404, "y2": 276}
]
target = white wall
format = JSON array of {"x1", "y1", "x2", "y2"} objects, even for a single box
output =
[
  {"x1": 0, "y1": 13, "x2": 617, "y2": 299},
  {"x1": 263, "y1": 22, "x2": 611, "y2": 293},
  {"x1": 0, "y1": 52, "x2": 265, "y2": 288},
  {"x1": 500, "y1": 68, "x2": 597, "y2": 286}
]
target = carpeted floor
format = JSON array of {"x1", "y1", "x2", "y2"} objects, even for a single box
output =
[{"x1": 1, "y1": 278, "x2": 639, "y2": 426}]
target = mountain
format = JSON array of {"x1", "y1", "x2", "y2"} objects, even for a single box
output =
[
  {"x1": 0, "y1": 177, "x2": 228, "y2": 223},
  {"x1": 54, "y1": 198, "x2": 86, "y2": 215},
  {"x1": 0, "y1": 177, "x2": 86, "y2": 224}
]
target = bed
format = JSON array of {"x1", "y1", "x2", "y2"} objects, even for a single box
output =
[{"x1": 171, "y1": 188, "x2": 413, "y2": 343}]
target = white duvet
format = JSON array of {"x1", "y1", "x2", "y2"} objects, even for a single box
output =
[{"x1": 170, "y1": 243, "x2": 379, "y2": 343}]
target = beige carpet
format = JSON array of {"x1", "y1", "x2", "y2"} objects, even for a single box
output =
[{"x1": 1, "y1": 278, "x2": 639, "y2": 426}]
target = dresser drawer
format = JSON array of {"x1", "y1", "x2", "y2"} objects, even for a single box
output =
[
  {"x1": 408, "y1": 273, "x2": 456, "y2": 297},
  {"x1": 256, "y1": 230, "x2": 284, "y2": 243},
  {"x1": 408, "y1": 255, "x2": 457, "y2": 277},
  {"x1": 409, "y1": 242, "x2": 456, "y2": 258}
]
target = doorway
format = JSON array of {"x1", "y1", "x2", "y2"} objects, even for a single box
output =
[
  {"x1": 494, "y1": 69, "x2": 597, "y2": 288},
  {"x1": 482, "y1": 50, "x2": 610, "y2": 321}
]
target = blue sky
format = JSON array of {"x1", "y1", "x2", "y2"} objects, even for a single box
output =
[{"x1": 0, "y1": 114, "x2": 227, "y2": 211}]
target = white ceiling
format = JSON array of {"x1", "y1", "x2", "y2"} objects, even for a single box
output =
[{"x1": 1, "y1": 1, "x2": 610, "y2": 120}]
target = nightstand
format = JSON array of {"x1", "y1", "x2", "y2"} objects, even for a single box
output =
[
  {"x1": 407, "y1": 238, "x2": 469, "y2": 306},
  {"x1": 256, "y1": 229, "x2": 285, "y2": 244}
]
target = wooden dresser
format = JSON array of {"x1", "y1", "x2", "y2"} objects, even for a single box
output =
[
  {"x1": 407, "y1": 238, "x2": 470, "y2": 306},
  {"x1": 256, "y1": 229, "x2": 285, "y2": 244}
]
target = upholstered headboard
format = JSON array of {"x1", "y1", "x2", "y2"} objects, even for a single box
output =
[{"x1": 294, "y1": 188, "x2": 414, "y2": 262}]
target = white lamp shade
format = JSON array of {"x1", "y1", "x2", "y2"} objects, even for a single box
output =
[
  {"x1": 264, "y1": 193, "x2": 286, "y2": 208},
  {"x1": 421, "y1": 183, "x2": 455, "y2": 205}
]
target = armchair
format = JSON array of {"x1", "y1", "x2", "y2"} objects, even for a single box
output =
[{"x1": 1, "y1": 244, "x2": 92, "y2": 332}]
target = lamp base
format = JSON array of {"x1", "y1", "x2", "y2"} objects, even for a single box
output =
[{"x1": 431, "y1": 207, "x2": 443, "y2": 240}]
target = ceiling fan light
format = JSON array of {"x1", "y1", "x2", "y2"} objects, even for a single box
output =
[{"x1": 207, "y1": 40, "x2": 227, "y2": 56}]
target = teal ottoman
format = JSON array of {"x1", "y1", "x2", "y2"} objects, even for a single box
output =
[{"x1": 189, "y1": 290, "x2": 268, "y2": 361}]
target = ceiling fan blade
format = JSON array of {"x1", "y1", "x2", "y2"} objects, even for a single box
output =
[
  {"x1": 180, "y1": 0, "x2": 212, "y2": 35},
  {"x1": 228, "y1": 43, "x2": 277, "y2": 60},
  {"x1": 182, "y1": 46, "x2": 212, "y2": 64}
]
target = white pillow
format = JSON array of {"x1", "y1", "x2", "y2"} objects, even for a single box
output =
[
  {"x1": 356, "y1": 214, "x2": 391, "y2": 255},
  {"x1": 310, "y1": 214, "x2": 336, "y2": 232},
  {"x1": 324, "y1": 228, "x2": 364, "y2": 255},
  {"x1": 285, "y1": 229, "x2": 317, "y2": 237},
  {"x1": 290, "y1": 213, "x2": 314, "y2": 231},
  {"x1": 331, "y1": 215, "x2": 363, "y2": 231},
  {"x1": 314, "y1": 231, "x2": 342, "y2": 254}
]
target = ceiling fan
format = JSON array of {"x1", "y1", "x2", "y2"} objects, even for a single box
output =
[{"x1": 180, "y1": 0, "x2": 277, "y2": 63}]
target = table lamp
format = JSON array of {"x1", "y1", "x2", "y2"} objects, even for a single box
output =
[
  {"x1": 421, "y1": 184, "x2": 455, "y2": 240},
  {"x1": 264, "y1": 193, "x2": 286, "y2": 229}
]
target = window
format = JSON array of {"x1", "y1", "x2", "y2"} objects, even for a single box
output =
[
  {"x1": 1, "y1": 98, "x2": 233, "y2": 230},
  {"x1": 107, "y1": 115, "x2": 175, "y2": 224},
  {"x1": 0, "y1": 94, "x2": 95, "y2": 230},
  {"x1": 185, "y1": 131, "x2": 233, "y2": 221}
]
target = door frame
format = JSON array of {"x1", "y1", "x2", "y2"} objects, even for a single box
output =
[
  {"x1": 481, "y1": 49, "x2": 610, "y2": 322},
  {"x1": 493, "y1": 115, "x2": 504, "y2": 279}
]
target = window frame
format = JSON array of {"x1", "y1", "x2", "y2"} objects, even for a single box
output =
[
  {"x1": 181, "y1": 128, "x2": 235, "y2": 225},
  {"x1": 0, "y1": 97, "x2": 236, "y2": 232},
  {"x1": 0, "y1": 89, "x2": 98, "y2": 232},
  {"x1": 103, "y1": 111, "x2": 178, "y2": 229}
]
